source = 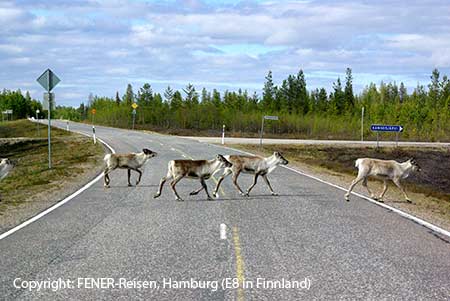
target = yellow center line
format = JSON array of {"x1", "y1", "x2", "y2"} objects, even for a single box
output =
[
  {"x1": 172, "y1": 147, "x2": 226, "y2": 196},
  {"x1": 232, "y1": 226, "x2": 245, "y2": 301}
]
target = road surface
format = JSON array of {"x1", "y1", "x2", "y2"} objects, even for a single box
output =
[
  {"x1": 1, "y1": 121, "x2": 449, "y2": 300},
  {"x1": 183, "y1": 136, "x2": 450, "y2": 148}
]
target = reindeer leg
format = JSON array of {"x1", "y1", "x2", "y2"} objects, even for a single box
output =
[
  {"x1": 200, "y1": 177, "x2": 213, "y2": 200},
  {"x1": 170, "y1": 175, "x2": 184, "y2": 201},
  {"x1": 345, "y1": 175, "x2": 364, "y2": 201},
  {"x1": 392, "y1": 178, "x2": 411, "y2": 203},
  {"x1": 134, "y1": 168, "x2": 142, "y2": 185},
  {"x1": 103, "y1": 167, "x2": 112, "y2": 188},
  {"x1": 245, "y1": 173, "x2": 259, "y2": 196},
  {"x1": 213, "y1": 168, "x2": 232, "y2": 198},
  {"x1": 231, "y1": 170, "x2": 246, "y2": 196},
  {"x1": 127, "y1": 169, "x2": 133, "y2": 186},
  {"x1": 154, "y1": 176, "x2": 169, "y2": 198},
  {"x1": 190, "y1": 185, "x2": 204, "y2": 196},
  {"x1": 377, "y1": 180, "x2": 388, "y2": 202},
  {"x1": 262, "y1": 175, "x2": 277, "y2": 196},
  {"x1": 361, "y1": 177, "x2": 376, "y2": 199}
]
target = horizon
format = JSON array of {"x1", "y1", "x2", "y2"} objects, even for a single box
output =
[{"x1": 1, "y1": 0, "x2": 449, "y2": 106}]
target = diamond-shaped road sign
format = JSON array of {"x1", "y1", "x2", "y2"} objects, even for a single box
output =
[
  {"x1": 37, "y1": 69, "x2": 60, "y2": 92},
  {"x1": 132, "y1": 103, "x2": 138, "y2": 109}
]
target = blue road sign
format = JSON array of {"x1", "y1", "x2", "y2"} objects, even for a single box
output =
[{"x1": 371, "y1": 124, "x2": 404, "y2": 132}]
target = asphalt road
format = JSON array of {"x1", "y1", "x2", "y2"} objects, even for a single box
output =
[
  {"x1": 184, "y1": 136, "x2": 450, "y2": 148},
  {"x1": 1, "y1": 121, "x2": 449, "y2": 300}
]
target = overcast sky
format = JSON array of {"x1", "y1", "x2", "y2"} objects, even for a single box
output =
[{"x1": 1, "y1": 0, "x2": 450, "y2": 107}]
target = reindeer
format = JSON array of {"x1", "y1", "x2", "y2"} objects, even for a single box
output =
[
  {"x1": 153, "y1": 155, "x2": 232, "y2": 201},
  {"x1": 213, "y1": 152, "x2": 289, "y2": 197},
  {"x1": 103, "y1": 148, "x2": 157, "y2": 188},
  {"x1": 345, "y1": 158, "x2": 421, "y2": 203},
  {"x1": 0, "y1": 158, "x2": 14, "y2": 181},
  {"x1": 0, "y1": 158, "x2": 15, "y2": 202}
]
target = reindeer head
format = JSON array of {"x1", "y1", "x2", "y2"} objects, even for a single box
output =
[
  {"x1": 408, "y1": 158, "x2": 421, "y2": 172},
  {"x1": 216, "y1": 154, "x2": 232, "y2": 168},
  {"x1": 273, "y1": 152, "x2": 289, "y2": 165},
  {"x1": 142, "y1": 148, "x2": 157, "y2": 158}
]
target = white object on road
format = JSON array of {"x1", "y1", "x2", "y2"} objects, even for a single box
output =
[{"x1": 220, "y1": 223, "x2": 227, "y2": 239}]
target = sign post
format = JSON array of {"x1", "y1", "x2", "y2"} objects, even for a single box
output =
[
  {"x1": 36, "y1": 109, "x2": 40, "y2": 136},
  {"x1": 361, "y1": 107, "x2": 364, "y2": 141},
  {"x1": 221, "y1": 124, "x2": 225, "y2": 145},
  {"x1": 37, "y1": 69, "x2": 60, "y2": 169},
  {"x1": 91, "y1": 109, "x2": 97, "y2": 144},
  {"x1": 131, "y1": 103, "x2": 138, "y2": 130},
  {"x1": 260, "y1": 115, "x2": 279, "y2": 147},
  {"x1": 370, "y1": 124, "x2": 404, "y2": 148}
]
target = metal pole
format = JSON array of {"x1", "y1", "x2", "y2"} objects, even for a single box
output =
[
  {"x1": 376, "y1": 131, "x2": 379, "y2": 149},
  {"x1": 221, "y1": 124, "x2": 225, "y2": 145},
  {"x1": 47, "y1": 92, "x2": 52, "y2": 169},
  {"x1": 132, "y1": 112, "x2": 136, "y2": 130},
  {"x1": 361, "y1": 107, "x2": 364, "y2": 141},
  {"x1": 396, "y1": 132, "x2": 399, "y2": 148},
  {"x1": 36, "y1": 111, "x2": 40, "y2": 136},
  {"x1": 92, "y1": 113, "x2": 96, "y2": 144},
  {"x1": 66, "y1": 120, "x2": 69, "y2": 131},
  {"x1": 259, "y1": 116, "x2": 265, "y2": 148}
]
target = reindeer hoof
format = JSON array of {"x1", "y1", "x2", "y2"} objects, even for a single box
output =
[
  {"x1": 135, "y1": 182, "x2": 140, "y2": 186},
  {"x1": 153, "y1": 194, "x2": 160, "y2": 199},
  {"x1": 176, "y1": 198, "x2": 184, "y2": 202},
  {"x1": 213, "y1": 192, "x2": 218, "y2": 198},
  {"x1": 128, "y1": 184, "x2": 133, "y2": 187},
  {"x1": 207, "y1": 197, "x2": 213, "y2": 201},
  {"x1": 189, "y1": 191, "x2": 197, "y2": 196},
  {"x1": 104, "y1": 185, "x2": 110, "y2": 189},
  {"x1": 271, "y1": 192, "x2": 278, "y2": 196},
  {"x1": 378, "y1": 199, "x2": 384, "y2": 203},
  {"x1": 406, "y1": 199, "x2": 412, "y2": 203}
]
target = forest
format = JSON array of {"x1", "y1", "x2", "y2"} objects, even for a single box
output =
[{"x1": 3, "y1": 68, "x2": 449, "y2": 141}]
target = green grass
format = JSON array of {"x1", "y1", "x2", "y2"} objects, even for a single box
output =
[{"x1": 0, "y1": 120, "x2": 104, "y2": 213}]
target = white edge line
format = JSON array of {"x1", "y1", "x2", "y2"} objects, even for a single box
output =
[
  {"x1": 215, "y1": 145, "x2": 450, "y2": 239},
  {"x1": 0, "y1": 129, "x2": 116, "y2": 241}
]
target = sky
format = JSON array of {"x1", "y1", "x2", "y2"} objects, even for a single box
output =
[{"x1": 1, "y1": 0, "x2": 450, "y2": 107}]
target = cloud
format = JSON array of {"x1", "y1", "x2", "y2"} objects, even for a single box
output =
[{"x1": 0, "y1": 0, "x2": 449, "y2": 106}]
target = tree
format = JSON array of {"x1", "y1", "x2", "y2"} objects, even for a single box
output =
[
  {"x1": 399, "y1": 82, "x2": 407, "y2": 103},
  {"x1": 262, "y1": 70, "x2": 275, "y2": 112},
  {"x1": 183, "y1": 83, "x2": 198, "y2": 107},
  {"x1": 123, "y1": 84, "x2": 134, "y2": 105},
  {"x1": 428, "y1": 68, "x2": 441, "y2": 106},
  {"x1": 330, "y1": 77, "x2": 344, "y2": 114},
  {"x1": 115, "y1": 91, "x2": 121, "y2": 105},
  {"x1": 138, "y1": 83, "x2": 153, "y2": 106},
  {"x1": 164, "y1": 86, "x2": 174, "y2": 103},
  {"x1": 344, "y1": 67, "x2": 355, "y2": 110}
]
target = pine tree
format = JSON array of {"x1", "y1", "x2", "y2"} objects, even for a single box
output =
[
  {"x1": 428, "y1": 68, "x2": 441, "y2": 106},
  {"x1": 123, "y1": 84, "x2": 134, "y2": 105},
  {"x1": 183, "y1": 83, "x2": 198, "y2": 107},
  {"x1": 399, "y1": 82, "x2": 407, "y2": 103},
  {"x1": 296, "y1": 69, "x2": 308, "y2": 114},
  {"x1": 138, "y1": 83, "x2": 153, "y2": 106},
  {"x1": 262, "y1": 70, "x2": 275, "y2": 112},
  {"x1": 344, "y1": 68, "x2": 355, "y2": 110},
  {"x1": 164, "y1": 86, "x2": 174, "y2": 103},
  {"x1": 115, "y1": 91, "x2": 121, "y2": 105}
]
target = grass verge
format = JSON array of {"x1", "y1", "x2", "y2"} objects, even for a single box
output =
[{"x1": 0, "y1": 120, "x2": 104, "y2": 218}]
